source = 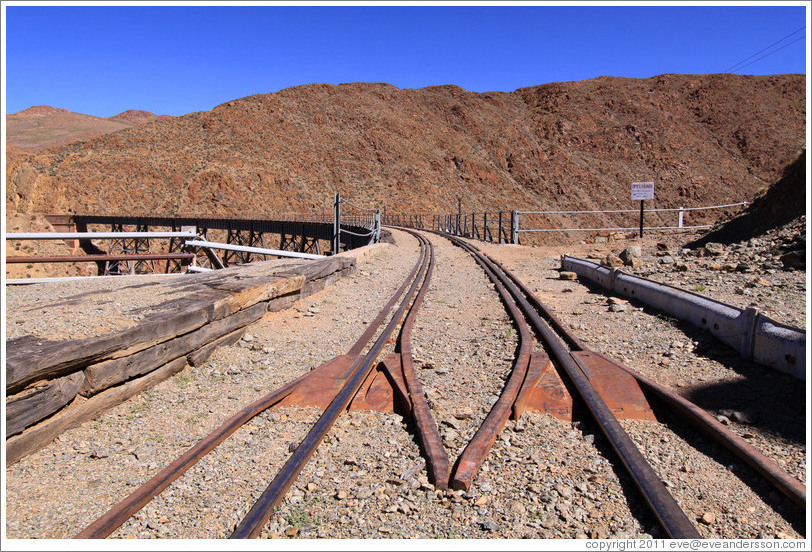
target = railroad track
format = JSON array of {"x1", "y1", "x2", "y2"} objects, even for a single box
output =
[
  {"x1": 75, "y1": 229, "x2": 442, "y2": 538},
  {"x1": 70, "y1": 229, "x2": 804, "y2": 539},
  {"x1": 441, "y1": 233, "x2": 805, "y2": 538}
]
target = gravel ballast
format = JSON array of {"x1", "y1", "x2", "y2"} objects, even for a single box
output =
[{"x1": 4, "y1": 226, "x2": 807, "y2": 541}]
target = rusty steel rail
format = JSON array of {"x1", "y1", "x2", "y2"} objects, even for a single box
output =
[
  {"x1": 599, "y1": 351, "x2": 807, "y2": 509},
  {"x1": 230, "y1": 230, "x2": 435, "y2": 538},
  {"x1": 444, "y1": 235, "x2": 701, "y2": 539},
  {"x1": 450, "y1": 239, "x2": 532, "y2": 491},
  {"x1": 481, "y1": 252, "x2": 807, "y2": 509},
  {"x1": 75, "y1": 230, "x2": 433, "y2": 539},
  {"x1": 393, "y1": 234, "x2": 451, "y2": 490},
  {"x1": 75, "y1": 364, "x2": 334, "y2": 539}
]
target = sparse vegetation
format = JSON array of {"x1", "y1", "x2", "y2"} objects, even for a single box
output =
[
  {"x1": 185, "y1": 412, "x2": 208, "y2": 425},
  {"x1": 174, "y1": 372, "x2": 192, "y2": 387},
  {"x1": 284, "y1": 504, "x2": 313, "y2": 528}
]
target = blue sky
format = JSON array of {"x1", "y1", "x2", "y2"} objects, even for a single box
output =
[{"x1": 2, "y1": 2, "x2": 809, "y2": 118}]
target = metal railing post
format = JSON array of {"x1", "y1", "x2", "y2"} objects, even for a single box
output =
[
  {"x1": 511, "y1": 210, "x2": 519, "y2": 245},
  {"x1": 332, "y1": 192, "x2": 341, "y2": 254},
  {"x1": 373, "y1": 210, "x2": 381, "y2": 244}
]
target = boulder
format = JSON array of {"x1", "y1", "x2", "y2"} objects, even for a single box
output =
[
  {"x1": 703, "y1": 242, "x2": 726, "y2": 256},
  {"x1": 619, "y1": 246, "x2": 643, "y2": 268},
  {"x1": 601, "y1": 254, "x2": 623, "y2": 268}
]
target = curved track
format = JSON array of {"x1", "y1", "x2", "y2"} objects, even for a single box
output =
[
  {"x1": 77, "y1": 230, "x2": 437, "y2": 539},
  {"x1": 441, "y1": 233, "x2": 804, "y2": 538},
  {"x1": 73, "y1": 228, "x2": 805, "y2": 539}
]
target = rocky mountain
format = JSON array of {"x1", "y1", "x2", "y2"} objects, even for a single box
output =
[
  {"x1": 6, "y1": 106, "x2": 170, "y2": 152},
  {"x1": 5, "y1": 74, "x2": 806, "y2": 234}
]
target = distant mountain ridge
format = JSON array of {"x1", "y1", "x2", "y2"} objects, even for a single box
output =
[
  {"x1": 14, "y1": 105, "x2": 72, "y2": 116},
  {"x1": 108, "y1": 109, "x2": 173, "y2": 125},
  {"x1": 6, "y1": 106, "x2": 172, "y2": 152},
  {"x1": 5, "y1": 74, "x2": 805, "y2": 240}
]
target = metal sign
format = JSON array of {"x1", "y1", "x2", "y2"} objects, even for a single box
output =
[{"x1": 631, "y1": 182, "x2": 655, "y2": 201}]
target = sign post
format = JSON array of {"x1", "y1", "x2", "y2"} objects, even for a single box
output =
[{"x1": 631, "y1": 182, "x2": 654, "y2": 238}]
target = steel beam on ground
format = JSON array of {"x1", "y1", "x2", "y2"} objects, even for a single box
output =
[{"x1": 184, "y1": 240, "x2": 324, "y2": 260}]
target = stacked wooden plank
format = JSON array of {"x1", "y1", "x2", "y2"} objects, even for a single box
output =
[{"x1": 5, "y1": 256, "x2": 355, "y2": 464}]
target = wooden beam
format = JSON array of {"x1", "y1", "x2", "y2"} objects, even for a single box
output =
[
  {"x1": 6, "y1": 358, "x2": 188, "y2": 465},
  {"x1": 6, "y1": 372, "x2": 84, "y2": 437},
  {"x1": 80, "y1": 302, "x2": 268, "y2": 395}
]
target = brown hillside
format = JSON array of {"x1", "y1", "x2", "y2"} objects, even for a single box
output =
[
  {"x1": 6, "y1": 106, "x2": 168, "y2": 153},
  {"x1": 686, "y1": 146, "x2": 807, "y2": 247},
  {"x1": 5, "y1": 74, "x2": 805, "y2": 230},
  {"x1": 6, "y1": 106, "x2": 132, "y2": 152}
]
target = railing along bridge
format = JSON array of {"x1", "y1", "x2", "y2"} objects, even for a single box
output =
[
  {"x1": 6, "y1": 194, "x2": 381, "y2": 279},
  {"x1": 385, "y1": 201, "x2": 748, "y2": 245}
]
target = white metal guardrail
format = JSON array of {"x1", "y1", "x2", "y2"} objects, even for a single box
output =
[{"x1": 561, "y1": 255, "x2": 805, "y2": 380}]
